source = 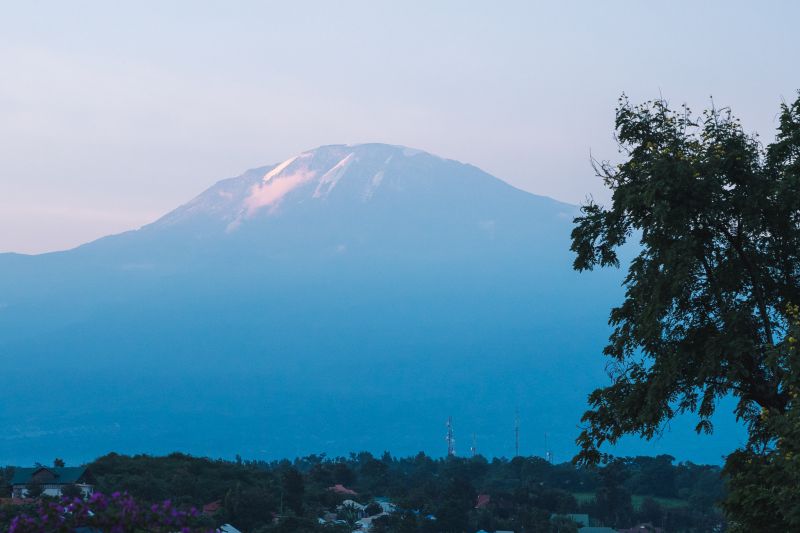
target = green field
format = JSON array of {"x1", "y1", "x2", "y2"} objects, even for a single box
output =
[
  {"x1": 572, "y1": 492, "x2": 688, "y2": 510},
  {"x1": 572, "y1": 492, "x2": 596, "y2": 505}
]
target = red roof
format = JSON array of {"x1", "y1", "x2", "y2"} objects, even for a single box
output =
[
  {"x1": 475, "y1": 494, "x2": 491, "y2": 508},
  {"x1": 328, "y1": 484, "x2": 358, "y2": 496},
  {"x1": 202, "y1": 500, "x2": 222, "y2": 515},
  {"x1": 0, "y1": 498, "x2": 36, "y2": 506},
  {"x1": 618, "y1": 525, "x2": 663, "y2": 533}
]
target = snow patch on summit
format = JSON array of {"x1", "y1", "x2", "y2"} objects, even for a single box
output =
[
  {"x1": 244, "y1": 154, "x2": 315, "y2": 215},
  {"x1": 313, "y1": 153, "x2": 355, "y2": 199},
  {"x1": 363, "y1": 171, "x2": 384, "y2": 201}
]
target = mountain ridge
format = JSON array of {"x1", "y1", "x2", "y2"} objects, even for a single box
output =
[
  {"x1": 0, "y1": 143, "x2": 743, "y2": 465},
  {"x1": 148, "y1": 142, "x2": 574, "y2": 233},
  {"x1": 1, "y1": 143, "x2": 574, "y2": 258}
]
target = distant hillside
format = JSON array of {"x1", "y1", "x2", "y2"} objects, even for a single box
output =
[
  {"x1": 1, "y1": 451, "x2": 725, "y2": 532},
  {"x1": 0, "y1": 144, "x2": 742, "y2": 465}
]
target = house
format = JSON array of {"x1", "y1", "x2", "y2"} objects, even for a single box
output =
[
  {"x1": 475, "y1": 493, "x2": 491, "y2": 509},
  {"x1": 203, "y1": 500, "x2": 223, "y2": 515},
  {"x1": 568, "y1": 514, "x2": 590, "y2": 527},
  {"x1": 10, "y1": 465, "x2": 94, "y2": 499},
  {"x1": 618, "y1": 524, "x2": 664, "y2": 533},
  {"x1": 0, "y1": 498, "x2": 35, "y2": 506},
  {"x1": 328, "y1": 483, "x2": 358, "y2": 496},
  {"x1": 337, "y1": 499, "x2": 367, "y2": 520},
  {"x1": 374, "y1": 497, "x2": 397, "y2": 514},
  {"x1": 354, "y1": 513, "x2": 388, "y2": 532},
  {"x1": 551, "y1": 513, "x2": 590, "y2": 527},
  {"x1": 339, "y1": 499, "x2": 366, "y2": 512}
]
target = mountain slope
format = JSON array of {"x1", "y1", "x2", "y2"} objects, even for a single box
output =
[{"x1": 0, "y1": 144, "x2": 742, "y2": 464}]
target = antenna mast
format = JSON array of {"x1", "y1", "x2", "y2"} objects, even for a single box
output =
[
  {"x1": 545, "y1": 432, "x2": 553, "y2": 463},
  {"x1": 446, "y1": 416, "x2": 455, "y2": 457},
  {"x1": 470, "y1": 433, "x2": 477, "y2": 457},
  {"x1": 514, "y1": 411, "x2": 520, "y2": 457}
]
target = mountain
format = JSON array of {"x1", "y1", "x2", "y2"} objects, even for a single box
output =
[{"x1": 0, "y1": 144, "x2": 742, "y2": 465}]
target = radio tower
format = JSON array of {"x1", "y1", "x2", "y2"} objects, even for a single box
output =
[
  {"x1": 446, "y1": 417, "x2": 455, "y2": 457},
  {"x1": 514, "y1": 411, "x2": 520, "y2": 457},
  {"x1": 470, "y1": 433, "x2": 477, "y2": 457},
  {"x1": 545, "y1": 432, "x2": 553, "y2": 463}
]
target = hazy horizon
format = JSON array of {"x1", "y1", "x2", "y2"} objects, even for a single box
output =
[{"x1": 0, "y1": 143, "x2": 744, "y2": 466}]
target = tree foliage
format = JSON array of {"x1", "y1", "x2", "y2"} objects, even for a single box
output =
[
  {"x1": 1, "y1": 452, "x2": 725, "y2": 532},
  {"x1": 722, "y1": 304, "x2": 800, "y2": 530},
  {"x1": 7, "y1": 492, "x2": 208, "y2": 533},
  {"x1": 571, "y1": 92, "x2": 800, "y2": 524}
]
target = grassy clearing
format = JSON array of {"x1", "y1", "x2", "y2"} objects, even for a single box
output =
[
  {"x1": 571, "y1": 492, "x2": 688, "y2": 510},
  {"x1": 572, "y1": 492, "x2": 595, "y2": 504},
  {"x1": 632, "y1": 494, "x2": 688, "y2": 509}
]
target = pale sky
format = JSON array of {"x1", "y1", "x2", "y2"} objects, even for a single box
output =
[{"x1": 1, "y1": 1, "x2": 798, "y2": 253}]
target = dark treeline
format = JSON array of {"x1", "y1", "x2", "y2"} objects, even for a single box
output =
[{"x1": 1, "y1": 452, "x2": 725, "y2": 532}]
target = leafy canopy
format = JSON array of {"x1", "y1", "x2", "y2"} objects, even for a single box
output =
[
  {"x1": 571, "y1": 92, "x2": 800, "y2": 465},
  {"x1": 722, "y1": 304, "x2": 800, "y2": 531}
]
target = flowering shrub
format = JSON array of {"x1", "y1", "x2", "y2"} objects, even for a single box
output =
[{"x1": 7, "y1": 491, "x2": 212, "y2": 533}]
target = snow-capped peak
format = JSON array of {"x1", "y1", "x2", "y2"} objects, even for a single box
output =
[
  {"x1": 231, "y1": 144, "x2": 440, "y2": 224},
  {"x1": 151, "y1": 143, "x2": 459, "y2": 230}
]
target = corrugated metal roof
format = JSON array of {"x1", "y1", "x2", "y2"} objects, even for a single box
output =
[{"x1": 9, "y1": 466, "x2": 88, "y2": 485}]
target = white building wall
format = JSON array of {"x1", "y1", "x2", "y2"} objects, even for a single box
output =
[{"x1": 13, "y1": 483, "x2": 94, "y2": 498}]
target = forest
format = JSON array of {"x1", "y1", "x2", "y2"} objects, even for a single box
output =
[{"x1": 1, "y1": 452, "x2": 725, "y2": 532}]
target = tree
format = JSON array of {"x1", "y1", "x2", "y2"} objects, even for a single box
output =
[
  {"x1": 550, "y1": 515, "x2": 580, "y2": 533},
  {"x1": 9, "y1": 492, "x2": 206, "y2": 532},
  {"x1": 24, "y1": 483, "x2": 44, "y2": 499},
  {"x1": 364, "y1": 501, "x2": 383, "y2": 517},
  {"x1": 434, "y1": 473, "x2": 475, "y2": 533},
  {"x1": 60, "y1": 483, "x2": 84, "y2": 500},
  {"x1": 571, "y1": 92, "x2": 800, "y2": 523},
  {"x1": 592, "y1": 459, "x2": 633, "y2": 528},
  {"x1": 331, "y1": 461, "x2": 355, "y2": 486},
  {"x1": 625, "y1": 455, "x2": 676, "y2": 498},
  {"x1": 281, "y1": 467, "x2": 305, "y2": 516},
  {"x1": 722, "y1": 304, "x2": 800, "y2": 531},
  {"x1": 360, "y1": 456, "x2": 389, "y2": 492},
  {"x1": 53, "y1": 458, "x2": 65, "y2": 468},
  {"x1": 638, "y1": 497, "x2": 664, "y2": 527},
  {"x1": 338, "y1": 502, "x2": 363, "y2": 529},
  {"x1": 223, "y1": 481, "x2": 278, "y2": 530},
  {"x1": 0, "y1": 467, "x2": 12, "y2": 498},
  {"x1": 369, "y1": 514, "x2": 397, "y2": 533}
]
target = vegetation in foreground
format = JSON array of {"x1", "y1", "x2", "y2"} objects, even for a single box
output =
[
  {"x1": 1, "y1": 452, "x2": 724, "y2": 532},
  {"x1": 571, "y1": 91, "x2": 800, "y2": 530}
]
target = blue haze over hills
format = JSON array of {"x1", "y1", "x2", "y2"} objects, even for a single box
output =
[{"x1": 0, "y1": 144, "x2": 742, "y2": 465}]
